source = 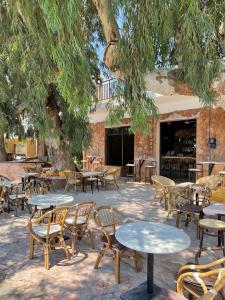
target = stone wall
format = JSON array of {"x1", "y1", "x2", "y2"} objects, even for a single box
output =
[{"x1": 86, "y1": 106, "x2": 225, "y2": 179}]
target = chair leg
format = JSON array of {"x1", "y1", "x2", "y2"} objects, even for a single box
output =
[
  {"x1": 44, "y1": 246, "x2": 50, "y2": 270},
  {"x1": 198, "y1": 228, "x2": 204, "y2": 258},
  {"x1": 61, "y1": 237, "x2": 70, "y2": 260},
  {"x1": 115, "y1": 249, "x2": 121, "y2": 284},
  {"x1": 114, "y1": 179, "x2": 119, "y2": 190},
  {"x1": 29, "y1": 236, "x2": 35, "y2": 259},
  {"x1": 94, "y1": 249, "x2": 105, "y2": 269},
  {"x1": 133, "y1": 251, "x2": 140, "y2": 272},
  {"x1": 71, "y1": 232, "x2": 77, "y2": 255},
  {"x1": 176, "y1": 212, "x2": 180, "y2": 228}
]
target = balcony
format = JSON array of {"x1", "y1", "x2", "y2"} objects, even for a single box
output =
[{"x1": 96, "y1": 78, "x2": 119, "y2": 101}]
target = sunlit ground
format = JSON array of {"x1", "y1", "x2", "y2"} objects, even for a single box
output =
[{"x1": 0, "y1": 181, "x2": 220, "y2": 299}]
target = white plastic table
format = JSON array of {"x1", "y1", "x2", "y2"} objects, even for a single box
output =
[
  {"x1": 199, "y1": 161, "x2": 225, "y2": 175},
  {"x1": 29, "y1": 193, "x2": 74, "y2": 209},
  {"x1": 116, "y1": 221, "x2": 191, "y2": 299},
  {"x1": 203, "y1": 203, "x2": 225, "y2": 218}
]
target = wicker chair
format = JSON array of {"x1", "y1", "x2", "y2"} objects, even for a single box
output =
[
  {"x1": 7, "y1": 182, "x2": 31, "y2": 216},
  {"x1": 176, "y1": 186, "x2": 211, "y2": 239},
  {"x1": 0, "y1": 186, "x2": 7, "y2": 215},
  {"x1": 64, "y1": 171, "x2": 82, "y2": 192},
  {"x1": 176, "y1": 257, "x2": 225, "y2": 299},
  {"x1": 196, "y1": 175, "x2": 223, "y2": 191},
  {"x1": 28, "y1": 207, "x2": 70, "y2": 269},
  {"x1": 151, "y1": 175, "x2": 176, "y2": 209},
  {"x1": 101, "y1": 168, "x2": 120, "y2": 190},
  {"x1": 64, "y1": 201, "x2": 95, "y2": 255},
  {"x1": 93, "y1": 205, "x2": 140, "y2": 283}
]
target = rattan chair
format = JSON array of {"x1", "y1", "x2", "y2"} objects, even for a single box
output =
[
  {"x1": 28, "y1": 207, "x2": 70, "y2": 269},
  {"x1": 64, "y1": 171, "x2": 82, "y2": 192},
  {"x1": 7, "y1": 182, "x2": 31, "y2": 216},
  {"x1": 0, "y1": 186, "x2": 7, "y2": 215},
  {"x1": 176, "y1": 186, "x2": 211, "y2": 239},
  {"x1": 196, "y1": 175, "x2": 223, "y2": 191},
  {"x1": 64, "y1": 201, "x2": 95, "y2": 255},
  {"x1": 101, "y1": 168, "x2": 120, "y2": 190},
  {"x1": 176, "y1": 257, "x2": 225, "y2": 299},
  {"x1": 93, "y1": 205, "x2": 140, "y2": 283},
  {"x1": 151, "y1": 175, "x2": 176, "y2": 209}
]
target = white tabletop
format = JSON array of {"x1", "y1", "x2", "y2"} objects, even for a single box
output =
[
  {"x1": 29, "y1": 193, "x2": 74, "y2": 208},
  {"x1": 115, "y1": 221, "x2": 191, "y2": 254},
  {"x1": 203, "y1": 203, "x2": 225, "y2": 216},
  {"x1": 17, "y1": 172, "x2": 40, "y2": 178},
  {"x1": 199, "y1": 161, "x2": 225, "y2": 165},
  {"x1": 81, "y1": 171, "x2": 103, "y2": 178}
]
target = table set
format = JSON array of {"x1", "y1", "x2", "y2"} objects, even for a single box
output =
[
  {"x1": 80, "y1": 171, "x2": 103, "y2": 192},
  {"x1": 29, "y1": 193, "x2": 74, "y2": 209},
  {"x1": 116, "y1": 221, "x2": 190, "y2": 299}
]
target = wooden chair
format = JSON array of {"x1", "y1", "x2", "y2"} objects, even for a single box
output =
[
  {"x1": 144, "y1": 160, "x2": 157, "y2": 184},
  {"x1": 64, "y1": 171, "x2": 82, "y2": 193},
  {"x1": 64, "y1": 201, "x2": 95, "y2": 255},
  {"x1": 176, "y1": 257, "x2": 225, "y2": 299},
  {"x1": 7, "y1": 182, "x2": 31, "y2": 216},
  {"x1": 28, "y1": 207, "x2": 70, "y2": 269},
  {"x1": 93, "y1": 205, "x2": 140, "y2": 283},
  {"x1": 188, "y1": 163, "x2": 203, "y2": 182},
  {"x1": 151, "y1": 175, "x2": 176, "y2": 209},
  {"x1": 176, "y1": 185, "x2": 211, "y2": 239},
  {"x1": 0, "y1": 186, "x2": 8, "y2": 215},
  {"x1": 101, "y1": 168, "x2": 120, "y2": 190}
]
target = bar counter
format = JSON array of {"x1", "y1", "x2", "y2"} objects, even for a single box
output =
[{"x1": 160, "y1": 156, "x2": 196, "y2": 179}]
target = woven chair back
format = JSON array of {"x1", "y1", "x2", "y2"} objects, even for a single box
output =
[
  {"x1": 151, "y1": 175, "x2": 175, "y2": 186},
  {"x1": 67, "y1": 201, "x2": 95, "y2": 225},
  {"x1": 196, "y1": 175, "x2": 222, "y2": 190}
]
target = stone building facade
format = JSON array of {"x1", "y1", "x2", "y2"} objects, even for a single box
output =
[{"x1": 84, "y1": 92, "x2": 225, "y2": 180}]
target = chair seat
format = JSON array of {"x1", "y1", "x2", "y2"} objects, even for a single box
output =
[
  {"x1": 68, "y1": 179, "x2": 80, "y2": 184},
  {"x1": 32, "y1": 224, "x2": 61, "y2": 237},
  {"x1": 104, "y1": 175, "x2": 114, "y2": 180},
  {"x1": 126, "y1": 164, "x2": 135, "y2": 167},
  {"x1": 86, "y1": 177, "x2": 98, "y2": 181},
  {"x1": 65, "y1": 216, "x2": 86, "y2": 225},
  {"x1": 145, "y1": 165, "x2": 156, "y2": 169},
  {"x1": 219, "y1": 171, "x2": 225, "y2": 175},
  {"x1": 179, "y1": 204, "x2": 203, "y2": 214},
  {"x1": 199, "y1": 218, "x2": 225, "y2": 230},
  {"x1": 9, "y1": 194, "x2": 26, "y2": 200},
  {"x1": 101, "y1": 234, "x2": 125, "y2": 250},
  {"x1": 188, "y1": 168, "x2": 201, "y2": 172}
]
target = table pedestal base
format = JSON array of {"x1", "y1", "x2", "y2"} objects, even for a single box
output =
[{"x1": 120, "y1": 282, "x2": 161, "y2": 300}]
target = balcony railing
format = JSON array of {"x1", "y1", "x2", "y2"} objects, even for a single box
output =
[{"x1": 96, "y1": 78, "x2": 119, "y2": 101}]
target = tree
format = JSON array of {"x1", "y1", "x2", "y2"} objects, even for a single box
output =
[{"x1": 0, "y1": 0, "x2": 225, "y2": 166}]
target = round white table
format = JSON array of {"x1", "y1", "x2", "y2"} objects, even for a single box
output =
[
  {"x1": 29, "y1": 193, "x2": 74, "y2": 209},
  {"x1": 116, "y1": 221, "x2": 191, "y2": 299}
]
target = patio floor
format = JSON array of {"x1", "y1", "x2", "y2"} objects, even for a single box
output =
[{"x1": 0, "y1": 181, "x2": 218, "y2": 299}]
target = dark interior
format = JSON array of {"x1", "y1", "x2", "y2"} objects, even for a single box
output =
[
  {"x1": 160, "y1": 119, "x2": 196, "y2": 180},
  {"x1": 106, "y1": 127, "x2": 134, "y2": 166}
]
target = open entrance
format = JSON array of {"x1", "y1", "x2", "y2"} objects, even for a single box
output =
[
  {"x1": 160, "y1": 119, "x2": 196, "y2": 181},
  {"x1": 106, "y1": 126, "x2": 134, "y2": 166}
]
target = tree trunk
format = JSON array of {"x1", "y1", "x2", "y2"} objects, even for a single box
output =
[
  {"x1": 0, "y1": 135, "x2": 7, "y2": 161},
  {"x1": 44, "y1": 86, "x2": 76, "y2": 171},
  {"x1": 92, "y1": 0, "x2": 225, "y2": 98}
]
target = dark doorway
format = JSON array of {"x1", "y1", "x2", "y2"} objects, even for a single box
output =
[
  {"x1": 106, "y1": 127, "x2": 134, "y2": 166},
  {"x1": 160, "y1": 119, "x2": 196, "y2": 181}
]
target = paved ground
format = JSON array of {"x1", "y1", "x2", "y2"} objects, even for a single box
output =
[{"x1": 0, "y1": 181, "x2": 220, "y2": 299}]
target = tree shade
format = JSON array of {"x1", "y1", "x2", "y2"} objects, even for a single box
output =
[{"x1": 0, "y1": 0, "x2": 224, "y2": 165}]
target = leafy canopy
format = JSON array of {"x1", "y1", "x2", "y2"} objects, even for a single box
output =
[{"x1": 0, "y1": 0, "x2": 225, "y2": 138}]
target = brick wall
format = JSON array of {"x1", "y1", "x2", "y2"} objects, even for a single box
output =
[{"x1": 86, "y1": 106, "x2": 225, "y2": 179}]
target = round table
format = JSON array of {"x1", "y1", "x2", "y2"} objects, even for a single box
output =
[
  {"x1": 116, "y1": 221, "x2": 191, "y2": 299},
  {"x1": 29, "y1": 193, "x2": 74, "y2": 209},
  {"x1": 0, "y1": 180, "x2": 17, "y2": 187},
  {"x1": 203, "y1": 203, "x2": 225, "y2": 218}
]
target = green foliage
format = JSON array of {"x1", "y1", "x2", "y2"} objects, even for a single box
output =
[{"x1": 0, "y1": 0, "x2": 225, "y2": 145}]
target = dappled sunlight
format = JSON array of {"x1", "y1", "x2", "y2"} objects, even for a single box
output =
[{"x1": 0, "y1": 181, "x2": 220, "y2": 299}]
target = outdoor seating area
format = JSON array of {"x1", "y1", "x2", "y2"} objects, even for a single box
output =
[
  {"x1": 1, "y1": 2, "x2": 225, "y2": 299},
  {"x1": 0, "y1": 167, "x2": 225, "y2": 299}
]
